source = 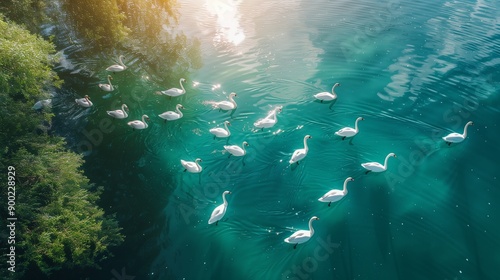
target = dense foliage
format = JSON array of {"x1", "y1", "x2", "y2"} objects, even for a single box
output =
[
  {"x1": 0, "y1": 18, "x2": 123, "y2": 279},
  {"x1": 0, "y1": 0, "x2": 47, "y2": 32}
]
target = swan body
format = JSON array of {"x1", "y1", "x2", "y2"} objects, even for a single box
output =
[
  {"x1": 289, "y1": 135, "x2": 312, "y2": 164},
  {"x1": 127, "y1": 114, "x2": 150, "y2": 129},
  {"x1": 75, "y1": 95, "x2": 93, "y2": 107},
  {"x1": 442, "y1": 121, "x2": 474, "y2": 145},
  {"x1": 98, "y1": 75, "x2": 114, "y2": 91},
  {"x1": 158, "y1": 78, "x2": 186, "y2": 97},
  {"x1": 284, "y1": 216, "x2": 320, "y2": 248},
  {"x1": 213, "y1": 92, "x2": 237, "y2": 110},
  {"x1": 106, "y1": 55, "x2": 127, "y2": 72},
  {"x1": 254, "y1": 106, "x2": 282, "y2": 129},
  {"x1": 318, "y1": 177, "x2": 354, "y2": 206},
  {"x1": 107, "y1": 104, "x2": 128, "y2": 119},
  {"x1": 32, "y1": 99, "x2": 52, "y2": 110},
  {"x1": 314, "y1": 83, "x2": 340, "y2": 102},
  {"x1": 209, "y1": 121, "x2": 231, "y2": 138},
  {"x1": 335, "y1": 117, "x2": 364, "y2": 139},
  {"x1": 159, "y1": 104, "x2": 184, "y2": 121},
  {"x1": 181, "y1": 158, "x2": 202, "y2": 173},
  {"x1": 208, "y1": 191, "x2": 231, "y2": 225},
  {"x1": 224, "y1": 141, "x2": 249, "y2": 157},
  {"x1": 361, "y1": 153, "x2": 396, "y2": 173}
]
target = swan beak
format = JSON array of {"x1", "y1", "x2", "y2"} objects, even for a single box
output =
[
  {"x1": 394, "y1": 154, "x2": 397, "y2": 158},
  {"x1": 228, "y1": 191, "x2": 232, "y2": 194}
]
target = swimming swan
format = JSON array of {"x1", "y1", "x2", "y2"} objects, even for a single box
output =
[
  {"x1": 254, "y1": 106, "x2": 282, "y2": 129},
  {"x1": 284, "y1": 216, "x2": 320, "y2": 249},
  {"x1": 335, "y1": 117, "x2": 364, "y2": 139},
  {"x1": 318, "y1": 177, "x2": 354, "y2": 206},
  {"x1": 157, "y1": 78, "x2": 186, "y2": 97},
  {"x1": 181, "y1": 158, "x2": 202, "y2": 173},
  {"x1": 361, "y1": 153, "x2": 396, "y2": 174},
  {"x1": 159, "y1": 104, "x2": 184, "y2": 122},
  {"x1": 106, "y1": 55, "x2": 127, "y2": 72},
  {"x1": 107, "y1": 104, "x2": 128, "y2": 119},
  {"x1": 127, "y1": 114, "x2": 150, "y2": 129},
  {"x1": 314, "y1": 83, "x2": 340, "y2": 102},
  {"x1": 209, "y1": 121, "x2": 231, "y2": 138},
  {"x1": 224, "y1": 141, "x2": 249, "y2": 157},
  {"x1": 442, "y1": 121, "x2": 474, "y2": 145},
  {"x1": 213, "y1": 92, "x2": 237, "y2": 110},
  {"x1": 208, "y1": 191, "x2": 231, "y2": 225},
  {"x1": 289, "y1": 135, "x2": 312, "y2": 165},
  {"x1": 99, "y1": 75, "x2": 114, "y2": 91},
  {"x1": 75, "y1": 95, "x2": 93, "y2": 107}
]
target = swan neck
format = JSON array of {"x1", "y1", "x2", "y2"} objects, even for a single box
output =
[
  {"x1": 463, "y1": 123, "x2": 471, "y2": 137},
  {"x1": 303, "y1": 137, "x2": 309, "y2": 152},
  {"x1": 229, "y1": 95, "x2": 236, "y2": 105},
  {"x1": 119, "y1": 56, "x2": 125, "y2": 66},
  {"x1": 222, "y1": 193, "x2": 228, "y2": 205},
  {"x1": 308, "y1": 218, "x2": 315, "y2": 236},
  {"x1": 179, "y1": 79, "x2": 185, "y2": 92},
  {"x1": 224, "y1": 122, "x2": 230, "y2": 133},
  {"x1": 383, "y1": 154, "x2": 391, "y2": 168},
  {"x1": 121, "y1": 105, "x2": 128, "y2": 117},
  {"x1": 142, "y1": 115, "x2": 148, "y2": 127},
  {"x1": 354, "y1": 119, "x2": 360, "y2": 132},
  {"x1": 241, "y1": 142, "x2": 247, "y2": 152},
  {"x1": 176, "y1": 106, "x2": 183, "y2": 117},
  {"x1": 343, "y1": 179, "x2": 350, "y2": 193}
]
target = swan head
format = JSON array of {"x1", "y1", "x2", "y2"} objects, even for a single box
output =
[
  {"x1": 334, "y1": 83, "x2": 341, "y2": 87},
  {"x1": 123, "y1": 104, "x2": 129, "y2": 111},
  {"x1": 305, "y1": 135, "x2": 312, "y2": 139},
  {"x1": 195, "y1": 158, "x2": 202, "y2": 163},
  {"x1": 388, "y1": 153, "x2": 396, "y2": 158},
  {"x1": 243, "y1": 141, "x2": 249, "y2": 146},
  {"x1": 275, "y1": 106, "x2": 283, "y2": 112},
  {"x1": 84, "y1": 95, "x2": 90, "y2": 99},
  {"x1": 176, "y1": 104, "x2": 184, "y2": 109},
  {"x1": 108, "y1": 75, "x2": 113, "y2": 80},
  {"x1": 229, "y1": 92, "x2": 237, "y2": 97},
  {"x1": 181, "y1": 78, "x2": 186, "y2": 82},
  {"x1": 143, "y1": 115, "x2": 150, "y2": 121},
  {"x1": 346, "y1": 177, "x2": 354, "y2": 182},
  {"x1": 119, "y1": 55, "x2": 125, "y2": 59},
  {"x1": 357, "y1": 117, "x2": 364, "y2": 121},
  {"x1": 311, "y1": 216, "x2": 320, "y2": 221},
  {"x1": 467, "y1": 121, "x2": 474, "y2": 126},
  {"x1": 223, "y1": 190, "x2": 231, "y2": 195},
  {"x1": 224, "y1": 121, "x2": 231, "y2": 126}
]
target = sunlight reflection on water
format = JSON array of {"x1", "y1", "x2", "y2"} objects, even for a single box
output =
[{"x1": 205, "y1": 0, "x2": 246, "y2": 46}]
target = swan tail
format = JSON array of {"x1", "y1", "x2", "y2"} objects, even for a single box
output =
[{"x1": 202, "y1": 100, "x2": 219, "y2": 109}]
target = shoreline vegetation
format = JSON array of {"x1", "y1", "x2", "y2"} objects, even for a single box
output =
[
  {"x1": 0, "y1": 16, "x2": 123, "y2": 279},
  {"x1": 1, "y1": 0, "x2": 199, "y2": 278}
]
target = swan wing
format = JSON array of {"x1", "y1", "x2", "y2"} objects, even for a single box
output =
[
  {"x1": 208, "y1": 204, "x2": 226, "y2": 224},
  {"x1": 285, "y1": 230, "x2": 311, "y2": 244},
  {"x1": 107, "y1": 110, "x2": 125, "y2": 118},
  {"x1": 318, "y1": 189, "x2": 344, "y2": 202},
  {"x1": 290, "y1": 149, "x2": 306, "y2": 163},
  {"x1": 361, "y1": 162, "x2": 384, "y2": 171},
  {"x1": 161, "y1": 88, "x2": 184, "y2": 97},
  {"x1": 224, "y1": 145, "x2": 244, "y2": 156},
  {"x1": 314, "y1": 92, "x2": 336, "y2": 101},
  {"x1": 443, "y1": 133, "x2": 464, "y2": 142},
  {"x1": 335, "y1": 127, "x2": 356, "y2": 136}
]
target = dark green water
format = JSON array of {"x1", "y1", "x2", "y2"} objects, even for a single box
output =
[{"x1": 50, "y1": 0, "x2": 499, "y2": 279}]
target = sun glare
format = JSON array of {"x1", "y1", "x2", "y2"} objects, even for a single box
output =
[{"x1": 205, "y1": 0, "x2": 246, "y2": 46}]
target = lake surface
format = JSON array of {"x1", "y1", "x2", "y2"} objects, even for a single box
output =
[{"x1": 50, "y1": 0, "x2": 500, "y2": 279}]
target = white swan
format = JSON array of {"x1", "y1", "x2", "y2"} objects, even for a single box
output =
[
  {"x1": 127, "y1": 114, "x2": 150, "y2": 130},
  {"x1": 75, "y1": 95, "x2": 93, "y2": 108},
  {"x1": 208, "y1": 190, "x2": 231, "y2": 225},
  {"x1": 158, "y1": 104, "x2": 184, "y2": 122},
  {"x1": 32, "y1": 99, "x2": 52, "y2": 110},
  {"x1": 254, "y1": 106, "x2": 282, "y2": 129},
  {"x1": 361, "y1": 153, "x2": 396, "y2": 174},
  {"x1": 107, "y1": 104, "x2": 128, "y2": 119},
  {"x1": 157, "y1": 78, "x2": 186, "y2": 97},
  {"x1": 98, "y1": 75, "x2": 114, "y2": 92},
  {"x1": 318, "y1": 177, "x2": 354, "y2": 206},
  {"x1": 224, "y1": 141, "x2": 249, "y2": 157},
  {"x1": 209, "y1": 121, "x2": 231, "y2": 138},
  {"x1": 181, "y1": 158, "x2": 202, "y2": 173},
  {"x1": 289, "y1": 135, "x2": 312, "y2": 165},
  {"x1": 335, "y1": 117, "x2": 364, "y2": 139},
  {"x1": 314, "y1": 83, "x2": 340, "y2": 102},
  {"x1": 442, "y1": 121, "x2": 474, "y2": 145},
  {"x1": 213, "y1": 92, "x2": 237, "y2": 111},
  {"x1": 284, "y1": 216, "x2": 320, "y2": 249},
  {"x1": 106, "y1": 55, "x2": 127, "y2": 72}
]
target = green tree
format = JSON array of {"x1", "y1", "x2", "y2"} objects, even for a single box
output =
[{"x1": 0, "y1": 18, "x2": 123, "y2": 279}]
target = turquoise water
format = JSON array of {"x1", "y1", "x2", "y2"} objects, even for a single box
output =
[{"x1": 50, "y1": 0, "x2": 499, "y2": 279}]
